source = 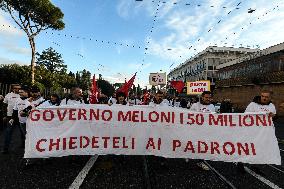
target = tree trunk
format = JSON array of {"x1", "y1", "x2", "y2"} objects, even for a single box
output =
[{"x1": 29, "y1": 37, "x2": 36, "y2": 84}]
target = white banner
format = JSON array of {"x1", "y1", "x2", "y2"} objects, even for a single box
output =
[
  {"x1": 149, "y1": 73, "x2": 167, "y2": 85},
  {"x1": 24, "y1": 105, "x2": 281, "y2": 165}
]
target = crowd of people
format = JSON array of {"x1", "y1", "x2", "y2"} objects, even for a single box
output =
[{"x1": 0, "y1": 83, "x2": 279, "y2": 171}]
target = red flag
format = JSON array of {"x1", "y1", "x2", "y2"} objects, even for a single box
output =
[
  {"x1": 89, "y1": 75, "x2": 98, "y2": 104},
  {"x1": 117, "y1": 73, "x2": 136, "y2": 97},
  {"x1": 170, "y1": 81, "x2": 185, "y2": 93}
]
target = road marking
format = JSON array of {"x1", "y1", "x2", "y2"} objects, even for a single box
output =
[
  {"x1": 267, "y1": 164, "x2": 284, "y2": 174},
  {"x1": 204, "y1": 161, "x2": 237, "y2": 189},
  {"x1": 69, "y1": 155, "x2": 99, "y2": 189},
  {"x1": 244, "y1": 166, "x2": 282, "y2": 189}
]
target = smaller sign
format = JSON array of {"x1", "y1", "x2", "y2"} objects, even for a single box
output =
[
  {"x1": 149, "y1": 73, "x2": 167, "y2": 86},
  {"x1": 187, "y1": 80, "x2": 210, "y2": 95}
]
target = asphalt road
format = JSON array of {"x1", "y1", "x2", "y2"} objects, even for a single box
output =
[{"x1": 0, "y1": 119, "x2": 283, "y2": 189}]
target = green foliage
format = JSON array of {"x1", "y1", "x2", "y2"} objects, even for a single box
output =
[
  {"x1": 113, "y1": 83, "x2": 123, "y2": 90},
  {"x1": 36, "y1": 47, "x2": 67, "y2": 73},
  {"x1": 76, "y1": 69, "x2": 91, "y2": 91},
  {"x1": 0, "y1": 64, "x2": 31, "y2": 84},
  {"x1": 97, "y1": 80, "x2": 115, "y2": 97},
  {"x1": 33, "y1": 81, "x2": 45, "y2": 93},
  {"x1": 0, "y1": 0, "x2": 65, "y2": 83},
  {"x1": 0, "y1": 0, "x2": 65, "y2": 31},
  {"x1": 0, "y1": 63, "x2": 78, "y2": 93}
]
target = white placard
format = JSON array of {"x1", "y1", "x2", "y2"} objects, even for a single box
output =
[{"x1": 149, "y1": 73, "x2": 167, "y2": 85}]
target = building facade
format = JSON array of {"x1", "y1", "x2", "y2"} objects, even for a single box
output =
[
  {"x1": 217, "y1": 42, "x2": 284, "y2": 80},
  {"x1": 168, "y1": 46, "x2": 258, "y2": 83},
  {"x1": 214, "y1": 42, "x2": 284, "y2": 116}
]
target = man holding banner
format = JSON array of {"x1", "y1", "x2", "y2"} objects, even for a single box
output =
[
  {"x1": 60, "y1": 87, "x2": 84, "y2": 105},
  {"x1": 237, "y1": 90, "x2": 277, "y2": 174},
  {"x1": 245, "y1": 90, "x2": 276, "y2": 117},
  {"x1": 24, "y1": 89, "x2": 281, "y2": 169},
  {"x1": 189, "y1": 91, "x2": 215, "y2": 113},
  {"x1": 189, "y1": 91, "x2": 215, "y2": 170},
  {"x1": 149, "y1": 90, "x2": 169, "y2": 107}
]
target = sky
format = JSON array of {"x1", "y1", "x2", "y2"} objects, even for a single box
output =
[{"x1": 0, "y1": 0, "x2": 284, "y2": 88}]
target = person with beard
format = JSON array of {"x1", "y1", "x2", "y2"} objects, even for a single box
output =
[
  {"x1": 188, "y1": 91, "x2": 215, "y2": 170},
  {"x1": 61, "y1": 87, "x2": 84, "y2": 105},
  {"x1": 2, "y1": 87, "x2": 29, "y2": 154},
  {"x1": 149, "y1": 90, "x2": 169, "y2": 106},
  {"x1": 189, "y1": 91, "x2": 215, "y2": 113}
]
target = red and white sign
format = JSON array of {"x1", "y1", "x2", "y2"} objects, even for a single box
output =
[
  {"x1": 187, "y1": 80, "x2": 210, "y2": 95},
  {"x1": 24, "y1": 105, "x2": 281, "y2": 165}
]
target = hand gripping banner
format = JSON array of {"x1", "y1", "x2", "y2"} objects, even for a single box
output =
[{"x1": 24, "y1": 104, "x2": 281, "y2": 165}]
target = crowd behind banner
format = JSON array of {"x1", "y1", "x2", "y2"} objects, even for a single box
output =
[{"x1": 0, "y1": 82, "x2": 281, "y2": 170}]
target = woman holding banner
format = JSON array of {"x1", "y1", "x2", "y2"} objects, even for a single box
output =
[{"x1": 108, "y1": 92, "x2": 128, "y2": 106}]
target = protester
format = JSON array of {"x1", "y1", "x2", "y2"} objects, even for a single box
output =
[
  {"x1": 180, "y1": 98, "x2": 188, "y2": 108},
  {"x1": 114, "y1": 92, "x2": 128, "y2": 105},
  {"x1": 220, "y1": 99, "x2": 233, "y2": 113},
  {"x1": 245, "y1": 90, "x2": 276, "y2": 117},
  {"x1": 189, "y1": 91, "x2": 215, "y2": 113},
  {"x1": 142, "y1": 91, "x2": 151, "y2": 105},
  {"x1": 98, "y1": 94, "x2": 109, "y2": 104},
  {"x1": 2, "y1": 87, "x2": 29, "y2": 154},
  {"x1": 3, "y1": 84, "x2": 21, "y2": 126},
  {"x1": 38, "y1": 94, "x2": 61, "y2": 107},
  {"x1": 189, "y1": 91, "x2": 215, "y2": 170},
  {"x1": 149, "y1": 90, "x2": 169, "y2": 106},
  {"x1": 128, "y1": 93, "x2": 141, "y2": 105},
  {"x1": 26, "y1": 86, "x2": 45, "y2": 107},
  {"x1": 235, "y1": 90, "x2": 277, "y2": 174},
  {"x1": 108, "y1": 92, "x2": 117, "y2": 104},
  {"x1": 60, "y1": 87, "x2": 84, "y2": 105},
  {"x1": 187, "y1": 97, "x2": 197, "y2": 109},
  {"x1": 171, "y1": 95, "x2": 181, "y2": 107}
]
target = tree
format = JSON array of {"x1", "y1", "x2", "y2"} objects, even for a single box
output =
[
  {"x1": 0, "y1": 0, "x2": 65, "y2": 84},
  {"x1": 36, "y1": 47, "x2": 66, "y2": 73},
  {"x1": 113, "y1": 83, "x2": 123, "y2": 90},
  {"x1": 0, "y1": 64, "x2": 30, "y2": 84},
  {"x1": 97, "y1": 79, "x2": 115, "y2": 97},
  {"x1": 80, "y1": 69, "x2": 91, "y2": 91},
  {"x1": 75, "y1": 69, "x2": 91, "y2": 91}
]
